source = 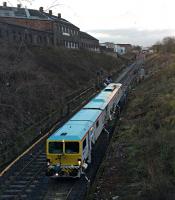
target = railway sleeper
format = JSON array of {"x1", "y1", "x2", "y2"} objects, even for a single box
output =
[
  {"x1": 8, "y1": 184, "x2": 26, "y2": 189},
  {"x1": 13, "y1": 180, "x2": 30, "y2": 184},
  {"x1": 29, "y1": 184, "x2": 37, "y2": 189},
  {"x1": 25, "y1": 188, "x2": 33, "y2": 193},
  {"x1": 3, "y1": 189, "x2": 21, "y2": 195},
  {"x1": 16, "y1": 177, "x2": 32, "y2": 181},
  {"x1": 0, "y1": 194, "x2": 20, "y2": 199}
]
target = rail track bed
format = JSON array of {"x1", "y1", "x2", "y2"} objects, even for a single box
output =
[
  {"x1": 0, "y1": 141, "x2": 47, "y2": 200},
  {"x1": 44, "y1": 179, "x2": 76, "y2": 200}
]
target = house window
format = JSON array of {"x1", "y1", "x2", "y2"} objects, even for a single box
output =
[
  {"x1": 25, "y1": 33, "x2": 28, "y2": 41},
  {"x1": 51, "y1": 37, "x2": 54, "y2": 45},
  {"x1": 38, "y1": 35, "x2": 42, "y2": 43},
  {"x1": 6, "y1": 30, "x2": 9, "y2": 38},
  {"x1": 18, "y1": 32, "x2": 22, "y2": 41},
  {"x1": 29, "y1": 34, "x2": 32, "y2": 43}
]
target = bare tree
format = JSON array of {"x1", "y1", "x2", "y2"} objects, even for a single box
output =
[{"x1": 152, "y1": 37, "x2": 175, "y2": 53}]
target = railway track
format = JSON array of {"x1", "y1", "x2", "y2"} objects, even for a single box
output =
[
  {"x1": 0, "y1": 141, "x2": 47, "y2": 200},
  {"x1": 44, "y1": 179, "x2": 75, "y2": 200},
  {"x1": 0, "y1": 58, "x2": 144, "y2": 200}
]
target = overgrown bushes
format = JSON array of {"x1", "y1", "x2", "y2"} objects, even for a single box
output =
[{"x1": 89, "y1": 54, "x2": 175, "y2": 200}]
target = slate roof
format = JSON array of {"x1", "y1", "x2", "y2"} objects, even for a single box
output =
[
  {"x1": 80, "y1": 31, "x2": 99, "y2": 41},
  {"x1": 0, "y1": 5, "x2": 81, "y2": 31},
  {"x1": 0, "y1": 6, "x2": 50, "y2": 19}
]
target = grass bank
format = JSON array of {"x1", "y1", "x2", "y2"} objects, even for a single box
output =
[{"x1": 88, "y1": 53, "x2": 175, "y2": 200}]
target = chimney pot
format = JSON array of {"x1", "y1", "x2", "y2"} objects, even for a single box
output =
[
  {"x1": 39, "y1": 7, "x2": 43, "y2": 12},
  {"x1": 17, "y1": 4, "x2": 21, "y2": 8},
  {"x1": 3, "y1": 2, "x2": 7, "y2": 7},
  {"x1": 49, "y1": 10, "x2": 52, "y2": 15},
  {"x1": 58, "y1": 13, "x2": 61, "y2": 18}
]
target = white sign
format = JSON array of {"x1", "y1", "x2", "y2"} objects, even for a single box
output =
[{"x1": 62, "y1": 33, "x2": 70, "y2": 36}]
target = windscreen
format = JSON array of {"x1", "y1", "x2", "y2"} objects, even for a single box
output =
[
  {"x1": 48, "y1": 142, "x2": 63, "y2": 154},
  {"x1": 104, "y1": 88, "x2": 113, "y2": 92},
  {"x1": 65, "y1": 142, "x2": 79, "y2": 154}
]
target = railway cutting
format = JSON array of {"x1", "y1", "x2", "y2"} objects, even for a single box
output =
[{"x1": 0, "y1": 56, "x2": 144, "y2": 200}]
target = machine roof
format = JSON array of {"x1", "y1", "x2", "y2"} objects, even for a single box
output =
[
  {"x1": 70, "y1": 109, "x2": 102, "y2": 122},
  {"x1": 102, "y1": 83, "x2": 122, "y2": 91},
  {"x1": 83, "y1": 91, "x2": 111, "y2": 110},
  {"x1": 48, "y1": 109, "x2": 102, "y2": 142},
  {"x1": 48, "y1": 120, "x2": 93, "y2": 141},
  {"x1": 83, "y1": 83, "x2": 122, "y2": 110}
]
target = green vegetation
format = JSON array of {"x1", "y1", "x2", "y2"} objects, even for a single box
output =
[{"x1": 88, "y1": 53, "x2": 175, "y2": 200}]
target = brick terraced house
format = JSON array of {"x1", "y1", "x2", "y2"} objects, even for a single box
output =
[{"x1": 0, "y1": 2, "x2": 99, "y2": 51}]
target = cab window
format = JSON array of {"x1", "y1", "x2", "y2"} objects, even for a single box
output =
[
  {"x1": 65, "y1": 142, "x2": 79, "y2": 154},
  {"x1": 49, "y1": 142, "x2": 63, "y2": 154}
]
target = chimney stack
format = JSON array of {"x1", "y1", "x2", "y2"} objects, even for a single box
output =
[
  {"x1": 3, "y1": 2, "x2": 7, "y2": 7},
  {"x1": 49, "y1": 10, "x2": 52, "y2": 15},
  {"x1": 17, "y1": 4, "x2": 21, "y2": 8},
  {"x1": 58, "y1": 13, "x2": 61, "y2": 18},
  {"x1": 39, "y1": 7, "x2": 43, "y2": 12}
]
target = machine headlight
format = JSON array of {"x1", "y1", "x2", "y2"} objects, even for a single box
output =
[
  {"x1": 47, "y1": 159, "x2": 50, "y2": 166},
  {"x1": 55, "y1": 173, "x2": 59, "y2": 176},
  {"x1": 78, "y1": 159, "x2": 81, "y2": 166}
]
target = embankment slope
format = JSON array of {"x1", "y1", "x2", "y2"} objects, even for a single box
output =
[{"x1": 88, "y1": 53, "x2": 175, "y2": 200}]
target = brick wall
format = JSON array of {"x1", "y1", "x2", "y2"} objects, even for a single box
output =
[
  {"x1": 0, "y1": 21, "x2": 54, "y2": 46},
  {"x1": 0, "y1": 17, "x2": 53, "y2": 32},
  {"x1": 0, "y1": 20, "x2": 99, "y2": 51},
  {"x1": 80, "y1": 37, "x2": 99, "y2": 52}
]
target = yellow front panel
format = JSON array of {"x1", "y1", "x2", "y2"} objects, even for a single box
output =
[
  {"x1": 47, "y1": 154, "x2": 81, "y2": 165},
  {"x1": 46, "y1": 140, "x2": 83, "y2": 166}
]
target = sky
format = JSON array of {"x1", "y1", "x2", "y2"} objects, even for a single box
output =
[{"x1": 1, "y1": 0, "x2": 175, "y2": 46}]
